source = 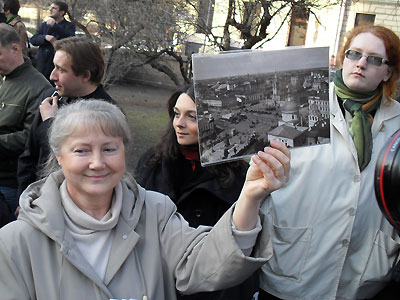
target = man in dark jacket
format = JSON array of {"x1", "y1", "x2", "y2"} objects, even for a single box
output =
[
  {"x1": 30, "y1": 1, "x2": 75, "y2": 82},
  {"x1": 17, "y1": 37, "x2": 118, "y2": 198},
  {"x1": 0, "y1": 24, "x2": 51, "y2": 217}
]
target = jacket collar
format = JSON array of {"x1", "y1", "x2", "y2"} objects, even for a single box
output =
[
  {"x1": 370, "y1": 98, "x2": 400, "y2": 138},
  {"x1": 19, "y1": 171, "x2": 144, "y2": 240},
  {"x1": 4, "y1": 57, "x2": 31, "y2": 80},
  {"x1": 18, "y1": 171, "x2": 145, "y2": 294},
  {"x1": 330, "y1": 83, "x2": 400, "y2": 168}
]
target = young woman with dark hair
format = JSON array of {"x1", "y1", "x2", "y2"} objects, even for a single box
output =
[{"x1": 136, "y1": 85, "x2": 260, "y2": 300}]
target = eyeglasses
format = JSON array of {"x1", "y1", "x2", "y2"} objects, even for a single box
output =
[{"x1": 345, "y1": 49, "x2": 389, "y2": 67}]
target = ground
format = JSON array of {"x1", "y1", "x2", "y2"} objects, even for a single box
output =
[{"x1": 107, "y1": 82, "x2": 175, "y2": 172}]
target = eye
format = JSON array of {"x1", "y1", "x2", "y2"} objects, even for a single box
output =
[
  {"x1": 104, "y1": 148, "x2": 116, "y2": 153},
  {"x1": 73, "y1": 149, "x2": 87, "y2": 154},
  {"x1": 56, "y1": 66, "x2": 66, "y2": 73},
  {"x1": 345, "y1": 50, "x2": 361, "y2": 60},
  {"x1": 368, "y1": 55, "x2": 384, "y2": 65},
  {"x1": 174, "y1": 111, "x2": 180, "y2": 118},
  {"x1": 188, "y1": 114, "x2": 197, "y2": 120}
]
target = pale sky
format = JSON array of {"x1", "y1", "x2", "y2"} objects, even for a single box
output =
[{"x1": 193, "y1": 46, "x2": 329, "y2": 81}]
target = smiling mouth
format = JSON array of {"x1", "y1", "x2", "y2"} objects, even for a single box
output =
[{"x1": 86, "y1": 174, "x2": 108, "y2": 179}]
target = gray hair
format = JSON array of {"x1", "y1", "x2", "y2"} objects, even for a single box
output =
[
  {"x1": 42, "y1": 99, "x2": 131, "y2": 177},
  {"x1": 0, "y1": 23, "x2": 21, "y2": 48}
]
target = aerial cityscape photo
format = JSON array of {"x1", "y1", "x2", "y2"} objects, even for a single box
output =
[{"x1": 193, "y1": 47, "x2": 330, "y2": 165}]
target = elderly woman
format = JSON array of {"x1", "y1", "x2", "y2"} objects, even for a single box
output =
[
  {"x1": 0, "y1": 100, "x2": 290, "y2": 300},
  {"x1": 258, "y1": 25, "x2": 400, "y2": 300}
]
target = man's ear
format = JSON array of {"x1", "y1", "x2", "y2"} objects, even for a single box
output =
[
  {"x1": 81, "y1": 70, "x2": 91, "y2": 83},
  {"x1": 11, "y1": 43, "x2": 20, "y2": 53}
]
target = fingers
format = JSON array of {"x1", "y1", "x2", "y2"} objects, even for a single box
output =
[
  {"x1": 41, "y1": 96, "x2": 59, "y2": 107},
  {"x1": 267, "y1": 140, "x2": 291, "y2": 177},
  {"x1": 39, "y1": 96, "x2": 59, "y2": 121},
  {"x1": 41, "y1": 97, "x2": 52, "y2": 106},
  {"x1": 51, "y1": 95, "x2": 59, "y2": 107},
  {"x1": 270, "y1": 139, "x2": 291, "y2": 160},
  {"x1": 251, "y1": 140, "x2": 290, "y2": 186},
  {"x1": 252, "y1": 150, "x2": 285, "y2": 181}
]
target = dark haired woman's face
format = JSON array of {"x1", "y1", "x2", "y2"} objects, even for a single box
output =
[
  {"x1": 172, "y1": 93, "x2": 198, "y2": 146},
  {"x1": 342, "y1": 32, "x2": 391, "y2": 92}
]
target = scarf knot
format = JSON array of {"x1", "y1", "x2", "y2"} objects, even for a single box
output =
[{"x1": 333, "y1": 69, "x2": 382, "y2": 171}]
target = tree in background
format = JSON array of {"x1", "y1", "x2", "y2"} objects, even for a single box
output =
[
  {"x1": 23, "y1": 0, "x2": 339, "y2": 87},
  {"x1": 67, "y1": 0, "x2": 192, "y2": 87},
  {"x1": 188, "y1": 0, "x2": 339, "y2": 51}
]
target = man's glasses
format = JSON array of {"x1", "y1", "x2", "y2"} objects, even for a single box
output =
[{"x1": 345, "y1": 49, "x2": 389, "y2": 67}]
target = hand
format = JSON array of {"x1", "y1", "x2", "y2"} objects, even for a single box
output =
[
  {"x1": 245, "y1": 139, "x2": 290, "y2": 201},
  {"x1": 45, "y1": 35, "x2": 56, "y2": 45},
  {"x1": 40, "y1": 95, "x2": 59, "y2": 121},
  {"x1": 233, "y1": 140, "x2": 290, "y2": 231},
  {"x1": 46, "y1": 18, "x2": 56, "y2": 27}
]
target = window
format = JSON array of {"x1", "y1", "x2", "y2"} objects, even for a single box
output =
[
  {"x1": 196, "y1": 0, "x2": 215, "y2": 33},
  {"x1": 287, "y1": 6, "x2": 309, "y2": 46},
  {"x1": 354, "y1": 13, "x2": 375, "y2": 27}
]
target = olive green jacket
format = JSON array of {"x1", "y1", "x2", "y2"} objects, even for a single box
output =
[{"x1": 0, "y1": 58, "x2": 51, "y2": 187}]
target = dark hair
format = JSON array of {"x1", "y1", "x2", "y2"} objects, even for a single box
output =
[
  {"x1": 0, "y1": 22, "x2": 20, "y2": 47},
  {"x1": 150, "y1": 84, "x2": 247, "y2": 187},
  {"x1": 3, "y1": 0, "x2": 20, "y2": 15},
  {"x1": 54, "y1": 37, "x2": 104, "y2": 85},
  {"x1": 52, "y1": 1, "x2": 68, "y2": 15},
  {"x1": 338, "y1": 25, "x2": 400, "y2": 99}
]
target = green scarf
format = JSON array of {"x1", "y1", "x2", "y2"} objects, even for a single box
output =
[
  {"x1": 333, "y1": 69, "x2": 382, "y2": 171},
  {"x1": 6, "y1": 15, "x2": 18, "y2": 24}
]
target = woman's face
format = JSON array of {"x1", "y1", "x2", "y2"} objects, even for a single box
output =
[
  {"x1": 342, "y1": 32, "x2": 392, "y2": 93},
  {"x1": 173, "y1": 93, "x2": 199, "y2": 146},
  {"x1": 56, "y1": 126, "x2": 126, "y2": 204}
]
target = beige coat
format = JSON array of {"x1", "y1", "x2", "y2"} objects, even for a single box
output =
[
  {"x1": 0, "y1": 171, "x2": 271, "y2": 300},
  {"x1": 259, "y1": 85, "x2": 400, "y2": 300}
]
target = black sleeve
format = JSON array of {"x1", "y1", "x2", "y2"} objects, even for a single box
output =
[
  {"x1": 16, "y1": 89, "x2": 54, "y2": 197},
  {"x1": 17, "y1": 111, "x2": 42, "y2": 197}
]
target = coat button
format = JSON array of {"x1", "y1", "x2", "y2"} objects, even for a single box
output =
[
  {"x1": 342, "y1": 239, "x2": 349, "y2": 247},
  {"x1": 122, "y1": 234, "x2": 128, "y2": 240}
]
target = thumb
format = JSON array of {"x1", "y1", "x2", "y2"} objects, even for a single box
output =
[{"x1": 52, "y1": 96, "x2": 59, "y2": 107}]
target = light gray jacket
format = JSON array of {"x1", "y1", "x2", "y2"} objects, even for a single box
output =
[
  {"x1": 259, "y1": 85, "x2": 400, "y2": 300},
  {"x1": 0, "y1": 171, "x2": 270, "y2": 300}
]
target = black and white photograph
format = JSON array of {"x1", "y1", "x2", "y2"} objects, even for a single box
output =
[{"x1": 192, "y1": 46, "x2": 330, "y2": 166}]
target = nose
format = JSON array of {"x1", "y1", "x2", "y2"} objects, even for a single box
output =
[
  {"x1": 89, "y1": 152, "x2": 105, "y2": 170},
  {"x1": 356, "y1": 56, "x2": 368, "y2": 69},
  {"x1": 176, "y1": 116, "x2": 186, "y2": 128},
  {"x1": 50, "y1": 68, "x2": 57, "y2": 81}
]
